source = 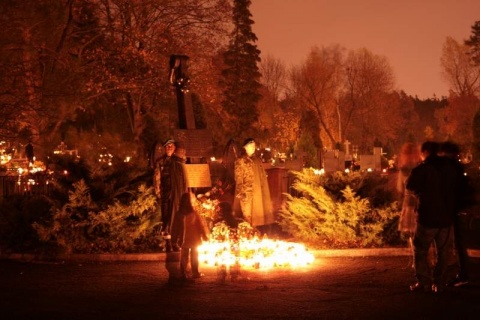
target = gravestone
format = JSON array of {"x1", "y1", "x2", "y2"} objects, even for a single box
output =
[{"x1": 323, "y1": 150, "x2": 345, "y2": 172}]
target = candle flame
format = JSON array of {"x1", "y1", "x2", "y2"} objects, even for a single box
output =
[{"x1": 198, "y1": 237, "x2": 315, "y2": 270}]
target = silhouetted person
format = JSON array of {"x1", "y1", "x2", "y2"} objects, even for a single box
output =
[
  {"x1": 25, "y1": 142, "x2": 34, "y2": 163},
  {"x1": 220, "y1": 139, "x2": 240, "y2": 206},
  {"x1": 406, "y1": 141, "x2": 463, "y2": 293},
  {"x1": 439, "y1": 141, "x2": 474, "y2": 287}
]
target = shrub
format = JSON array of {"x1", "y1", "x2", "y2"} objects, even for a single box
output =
[
  {"x1": 278, "y1": 168, "x2": 401, "y2": 248},
  {"x1": 0, "y1": 195, "x2": 53, "y2": 253},
  {"x1": 33, "y1": 180, "x2": 161, "y2": 254}
]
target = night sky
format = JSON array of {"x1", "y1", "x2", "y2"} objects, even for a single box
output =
[{"x1": 251, "y1": 0, "x2": 480, "y2": 99}]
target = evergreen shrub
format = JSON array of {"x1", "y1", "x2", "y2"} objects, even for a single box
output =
[
  {"x1": 33, "y1": 180, "x2": 161, "y2": 254},
  {"x1": 1, "y1": 155, "x2": 162, "y2": 255},
  {"x1": 278, "y1": 168, "x2": 402, "y2": 248},
  {"x1": 0, "y1": 195, "x2": 52, "y2": 253}
]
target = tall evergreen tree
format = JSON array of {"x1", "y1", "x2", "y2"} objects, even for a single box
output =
[
  {"x1": 465, "y1": 20, "x2": 480, "y2": 65},
  {"x1": 220, "y1": 0, "x2": 261, "y2": 139}
]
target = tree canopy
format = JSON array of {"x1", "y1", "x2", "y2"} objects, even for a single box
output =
[
  {"x1": 219, "y1": 0, "x2": 262, "y2": 141},
  {"x1": 1, "y1": 2, "x2": 478, "y2": 168}
]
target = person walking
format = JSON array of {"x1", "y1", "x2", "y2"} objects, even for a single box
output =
[
  {"x1": 406, "y1": 141, "x2": 463, "y2": 293},
  {"x1": 178, "y1": 192, "x2": 210, "y2": 280}
]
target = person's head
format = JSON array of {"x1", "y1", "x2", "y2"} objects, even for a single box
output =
[
  {"x1": 438, "y1": 141, "x2": 460, "y2": 159},
  {"x1": 242, "y1": 138, "x2": 256, "y2": 156},
  {"x1": 163, "y1": 139, "x2": 176, "y2": 157},
  {"x1": 420, "y1": 141, "x2": 439, "y2": 160},
  {"x1": 398, "y1": 142, "x2": 421, "y2": 168}
]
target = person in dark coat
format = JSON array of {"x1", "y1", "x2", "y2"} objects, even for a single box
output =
[
  {"x1": 154, "y1": 139, "x2": 188, "y2": 252},
  {"x1": 439, "y1": 141, "x2": 475, "y2": 287},
  {"x1": 406, "y1": 141, "x2": 463, "y2": 293},
  {"x1": 233, "y1": 138, "x2": 274, "y2": 228},
  {"x1": 25, "y1": 142, "x2": 34, "y2": 163}
]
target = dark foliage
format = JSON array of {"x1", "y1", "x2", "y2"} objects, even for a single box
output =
[
  {"x1": 0, "y1": 195, "x2": 52, "y2": 253},
  {"x1": 465, "y1": 20, "x2": 480, "y2": 65},
  {"x1": 220, "y1": 0, "x2": 262, "y2": 139}
]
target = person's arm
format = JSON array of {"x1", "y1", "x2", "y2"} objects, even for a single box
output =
[
  {"x1": 234, "y1": 159, "x2": 245, "y2": 200},
  {"x1": 405, "y1": 166, "x2": 422, "y2": 195}
]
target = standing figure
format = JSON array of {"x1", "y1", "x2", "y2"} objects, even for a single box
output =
[
  {"x1": 397, "y1": 142, "x2": 422, "y2": 236},
  {"x1": 154, "y1": 139, "x2": 188, "y2": 252},
  {"x1": 179, "y1": 192, "x2": 210, "y2": 280},
  {"x1": 25, "y1": 142, "x2": 34, "y2": 163},
  {"x1": 233, "y1": 138, "x2": 274, "y2": 229},
  {"x1": 396, "y1": 142, "x2": 421, "y2": 196},
  {"x1": 406, "y1": 141, "x2": 463, "y2": 293},
  {"x1": 219, "y1": 139, "x2": 240, "y2": 206},
  {"x1": 439, "y1": 141, "x2": 474, "y2": 287}
]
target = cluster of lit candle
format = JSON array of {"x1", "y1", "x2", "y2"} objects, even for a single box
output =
[{"x1": 198, "y1": 235, "x2": 315, "y2": 270}]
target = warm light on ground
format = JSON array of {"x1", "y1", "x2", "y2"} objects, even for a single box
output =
[{"x1": 198, "y1": 237, "x2": 315, "y2": 270}]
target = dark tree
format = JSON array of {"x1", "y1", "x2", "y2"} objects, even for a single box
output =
[
  {"x1": 412, "y1": 96, "x2": 447, "y2": 140},
  {"x1": 220, "y1": 0, "x2": 262, "y2": 139},
  {"x1": 473, "y1": 109, "x2": 480, "y2": 164},
  {"x1": 465, "y1": 20, "x2": 480, "y2": 65},
  {"x1": 297, "y1": 110, "x2": 323, "y2": 167},
  {"x1": 0, "y1": 0, "x2": 71, "y2": 142}
]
